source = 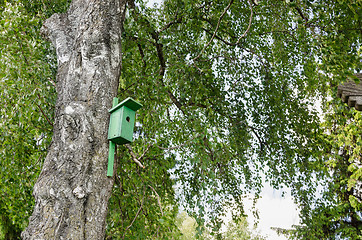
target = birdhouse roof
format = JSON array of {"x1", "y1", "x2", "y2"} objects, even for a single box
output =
[
  {"x1": 109, "y1": 97, "x2": 143, "y2": 113},
  {"x1": 337, "y1": 73, "x2": 362, "y2": 111}
]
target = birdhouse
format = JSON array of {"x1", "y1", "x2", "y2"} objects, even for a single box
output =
[{"x1": 108, "y1": 97, "x2": 142, "y2": 145}]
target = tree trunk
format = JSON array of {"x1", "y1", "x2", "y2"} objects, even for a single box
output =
[{"x1": 22, "y1": 0, "x2": 126, "y2": 239}]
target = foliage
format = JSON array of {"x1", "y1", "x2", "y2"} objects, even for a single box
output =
[
  {"x1": 0, "y1": 2, "x2": 53, "y2": 238},
  {"x1": 106, "y1": 145, "x2": 180, "y2": 239},
  {"x1": 119, "y1": 0, "x2": 362, "y2": 235},
  {"x1": 0, "y1": 0, "x2": 362, "y2": 239},
  {"x1": 290, "y1": 99, "x2": 362, "y2": 239},
  {"x1": 175, "y1": 211, "x2": 264, "y2": 240},
  {"x1": 0, "y1": 0, "x2": 69, "y2": 238},
  {"x1": 222, "y1": 217, "x2": 265, "y2": 240},
  {"x1": 176, "y1": 211, "x2": 198, "y2": 239}
]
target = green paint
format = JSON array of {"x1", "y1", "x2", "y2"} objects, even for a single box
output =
[
  {"x1": 107, "y1": 97, "x2": 119, "y2": 177},
  {"x1": 107, "y1": 97, "x2": 142, "y2": 176},
  {"x1": 107, "y1": 141, "x2": 116, "y2": 177},
  {"x1": 108, "y1": 97, "x2": 142, "y2": 144}
]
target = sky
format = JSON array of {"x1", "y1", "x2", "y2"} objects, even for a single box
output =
[
  {"x1": 244, "y1": 184, "x2": 300, "y2": 240},
  {"x1": 145, "y1": 0, "x2": 301, "y2": 239}
]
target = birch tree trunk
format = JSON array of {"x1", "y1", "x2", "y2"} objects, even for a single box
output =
[{"x1": 22, "y1": 0, "x2": 126, "y2": 239}]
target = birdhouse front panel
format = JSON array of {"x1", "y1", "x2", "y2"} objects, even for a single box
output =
[{"x1": 119, "y1": 106, "x2": 136, "y2": 143}]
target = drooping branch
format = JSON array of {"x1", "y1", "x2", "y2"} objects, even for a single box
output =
[
  {"x1": 35, "y1": 103, "x2": 53, "y2": 127},
  {"x1": 122, "y1": 188, "x2": 146, "y2": 239},
  {"x1": 289, "y1": 0, "x2": 309, "y2": 25},
  {"x1": 193, "y1": 0, "x2": 234, "y2": 62},
  {"x1": 234, "y1": 0, "x2": 253, "y2": 45},
  {"x1": 128, "y1": 1, "x2": 185, "y2": 114},
  {"x1": 125, "y1": 144, "x2": 146, "y2": 168},
  {"x1": 148, "y1": 185, "x2": 163, "y2": 215}
]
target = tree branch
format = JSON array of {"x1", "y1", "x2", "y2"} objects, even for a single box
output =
[
  {"x1": 35, "y1": 93, "x2": 53, "y2": 126},
  {"x1": 234, "y1": 0, "x2": 253, "y2": 45},
  {"x1": 290, "y1": 0, "x2": 309, "y2": 24},
  {"x1": 158, "y1": 9, "x2": 182, "y2": 33},
  {"x1": 193, "y1": 0, "x2": 234, "y2": 61},
  {"x1": 122, "y1": 188, "x2": 146, "y2": 239},
  {"x1": 199, "y1": 0, "x2": 253, "y2": 48},
  {"x1": 125, "y1": 144, "x2": 146, "y2": 169},
  {"x1": 201, "y1": 27, "x2": 270, "y2": 71},
  {"x1": 148, "y1": 185, "x2": 163, "y2": 215},
  {"x1": 157, "y1": 134, "x2": 200, "y2": 151},
  {"x1": 128, "y1": 3, "x2": 185, "y2": 115},
  {"x1": 20, "y1": 153, "x2": 44, "y2": 174},
  {"x1": 36, "y1": 103, "x2": 53, "y2": 127}
]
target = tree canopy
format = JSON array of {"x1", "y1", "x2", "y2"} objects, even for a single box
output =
[{"x1": 0, "y1": 0, "x2": 361, "y2": 239}]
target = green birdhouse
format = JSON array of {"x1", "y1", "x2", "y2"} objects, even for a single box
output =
[{"x1": 108, "y1": 97, "x2": 142, "y2": 145}]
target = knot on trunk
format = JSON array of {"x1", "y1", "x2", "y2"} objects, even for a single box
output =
[{"x1": 73, "y1": 186, "x2": 86, "y2": 199}]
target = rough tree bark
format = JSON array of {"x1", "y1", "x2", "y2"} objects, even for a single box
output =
[{"x1": 22, "y1": 0, "x2": 126, "y2": 239}]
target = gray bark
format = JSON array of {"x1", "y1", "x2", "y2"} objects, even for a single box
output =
[{"x1": 22, "y1": 0, "x2": 126, "y2": 239}]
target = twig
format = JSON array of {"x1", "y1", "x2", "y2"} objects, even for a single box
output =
[
  {"x1": 157, "y1": 134, "x2": 200, "y2": 150},
  {"x1": 122, "y1": 188, "x2": 146, "y2": 239},
  {"x1": 193, "y1": 0, "x2": 234, "y2": 61},
  {"x1": 192, "y1": 62, "x2": 203, "y2": 73},
  {"x1": 201, "y1": 27, "x2": 270, "y2": 70},
  {"x1": 290, "y1": 0, "x2": 309, "y2": 23},
  {"x1": 120, "y1": 82, "x2": 137, "y2": 93},
  {"x1": 48, "y1": 78, "x2": 56, "y2": 87},
  {"x1": 234, "y1": 0, "x2": 253, "y2": 45},
  {"x1": 15, "y1": 34, "x2": 29, "y2": 66},
  {"x1": 158, "y1": 8, "x2": 182, "y2": 33},
  {"x1": 138, "y1": 144, "x2": 152, "y2": 161},
  {"x1": 20, "y1": 153, "x2": 44, "y2": 174},
  {"x1": 36, "y1": 103, "x2": 53, "y2": 127},
  {"x1": 125, "y1": 144, "x2": 146, "y2": 168},
  {"x1": 199, "y1": 0, "x2": 253, "y2": 47},
  {"x1": 148, "y1": 185, "x2": 163, "y2": 215}
]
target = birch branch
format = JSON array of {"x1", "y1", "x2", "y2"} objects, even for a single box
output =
[
  {"x1": 193, "y1": 0, "x2": 234, "y2": 61},
  {"x1": 125, "y1": 144, "x2": 146, "y2": 168},
  {"x1": 122, "y1": 188, "x2": 146, "y2": 239},
  {"x1": 157, "y1": 134, "x2": 200, "y2": 151},
  {"x1": 234, "y1": 0, "x2": 253, "y2": 45},
  {"x1": 148, "y1": 185, "x2": 163, "y2": 216}
]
